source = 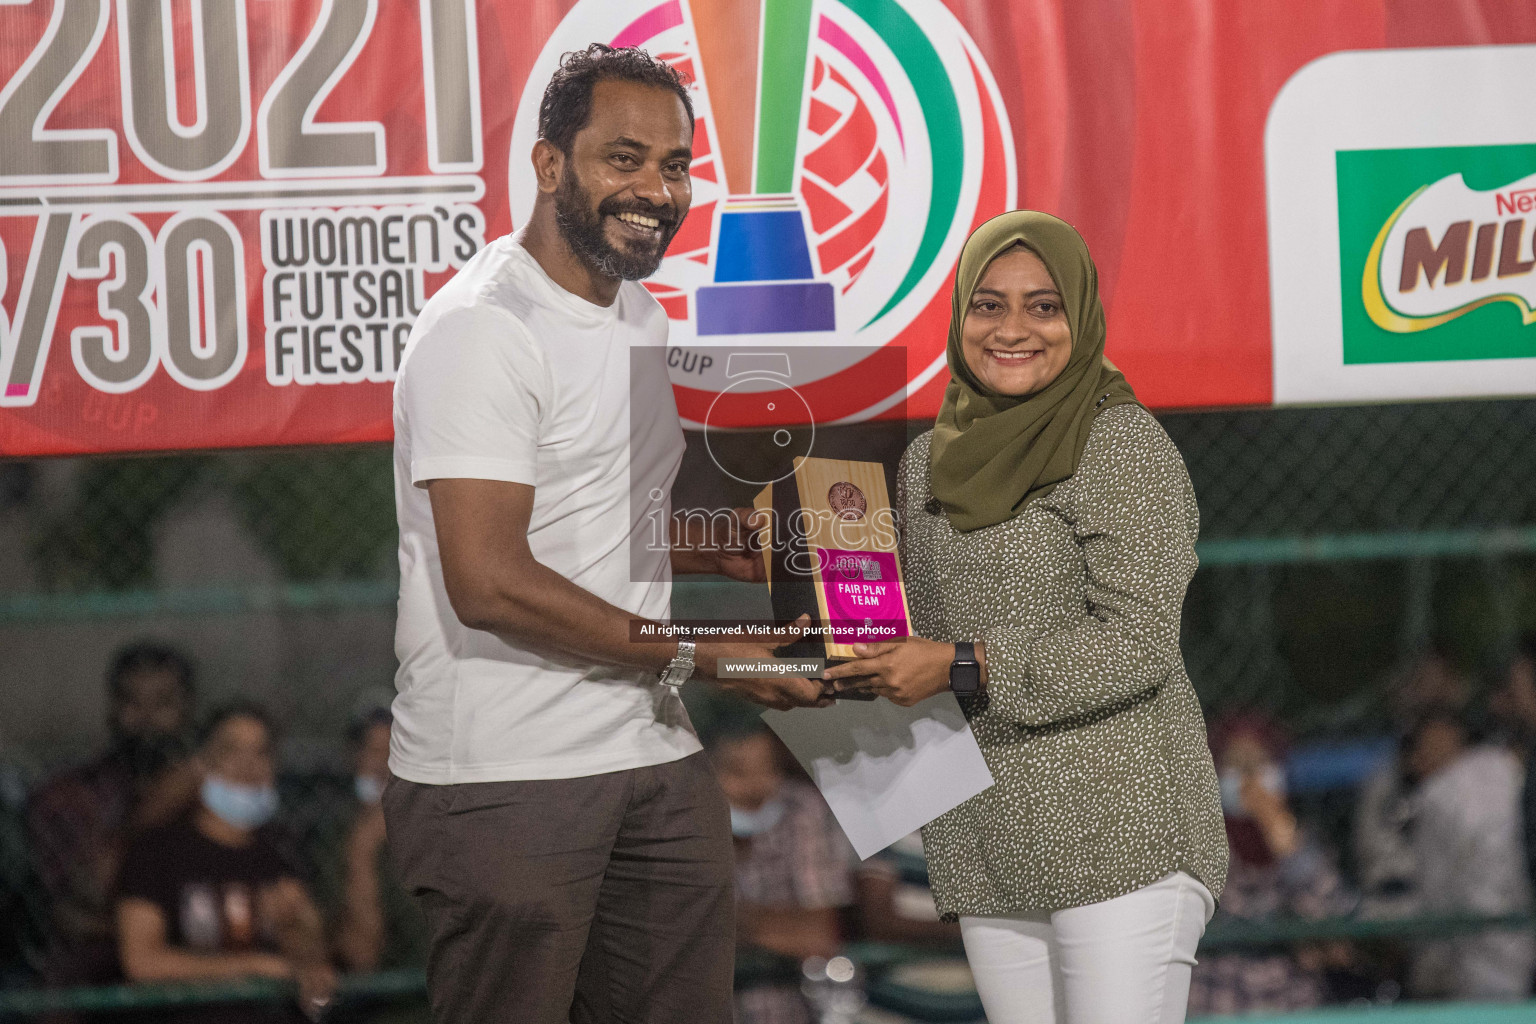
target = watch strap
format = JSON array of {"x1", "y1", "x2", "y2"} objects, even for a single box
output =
[
  {"x1": 949, "y1": 641, "x2": 981, "y2": 695},
  {"x1": 659, "y1": 639, "x2": 696, "y2": 689}
]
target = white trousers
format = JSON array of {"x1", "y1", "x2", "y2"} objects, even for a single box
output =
[{"x1": 959, "y1": 871, "x2": 1215, "y2": 1024}]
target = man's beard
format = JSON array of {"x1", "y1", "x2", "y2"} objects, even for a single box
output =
[
  {"x1": 553, "y1": 169, "x2": 680, "y2": 281},
  {"x1": 113, "y1": 731, "x2": 187, "y2": 778}
]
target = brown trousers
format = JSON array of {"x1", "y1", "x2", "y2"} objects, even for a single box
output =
[{"x1": 383, "y1": 752, "x2": 735, "y2": 1024}]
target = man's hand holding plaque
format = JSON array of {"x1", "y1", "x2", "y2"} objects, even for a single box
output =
[{"x1": 694, "y1": 613, "x2": 833, "y2": 711}]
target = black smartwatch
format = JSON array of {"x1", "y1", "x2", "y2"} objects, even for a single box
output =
[{"x1": 949, "y1": 641, "x2": 981, "y2": 696}]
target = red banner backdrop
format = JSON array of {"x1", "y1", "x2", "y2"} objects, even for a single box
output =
[{"x1": 0, "y1": 0, "x2": 1532, "y2": 456}]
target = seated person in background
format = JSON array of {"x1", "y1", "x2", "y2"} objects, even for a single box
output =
[
  {"x1": 1485, "y1": 633, "x2": 1536, "y2": 893},
  {"x1": 1404, "y1": 706, "x2": 1534, "y2": 1001},
  {"x1": 709, "y1": 722, "x2": 855, "y2": 1024},
  {"x1": 1487, "y1": 633, "x2": 1536, "y2": 760},
  {"x1": 27, "y1": 641, "x2": 200, "y2": 984},
  {"x1": 1354, "y1": 649, "x2": 1475, "y2": 922},
  {"x1": 855, "y1": 832, "x2": 960, "y2": 948},
  {"x1": 1188, "y1": 713, "x2": 1354, "y2": 1017},
  {"x1": 116, "y1": 702, "x2": 336, "y2": 1023},
  {"x1": 313, "y1": 705, "x2": 427, "y2": 973},
  {"x1": 1, "y1": 738, "x2": 41, "y2": 986},
  {"x1": 1385, "y1": 647, "x2": 1472, "y2": 728},
  {"x1": 1352, "y1": 731, "x2": 1421, "y2": 921}
]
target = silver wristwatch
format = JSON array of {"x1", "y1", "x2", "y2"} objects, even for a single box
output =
[{"x1": 658, "y1": 640, "x2": 696, "y2": 689}]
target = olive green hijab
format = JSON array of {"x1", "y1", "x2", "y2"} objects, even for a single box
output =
[{"x1": 929, "y1": 211, "x2": 1139, "y2": 532}]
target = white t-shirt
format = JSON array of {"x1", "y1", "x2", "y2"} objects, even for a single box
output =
[{"x1": 389, "y1": 234, "x2": 698, "y2": 784}]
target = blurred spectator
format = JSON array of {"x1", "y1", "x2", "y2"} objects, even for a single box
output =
[
  {"x1": 1402, "y1": 707, "x2": 1534, "y2": 1000},
  {"x1": 305, "y1": 705, "x2": 426, "y2": 974},
  {"x1": 1, "y1": 736, "x2": 41, "y2": 986},
  {"x1": 1489, "y1": 634, "x2": 1536, "y2": 753},
  {"x1": 26, "y1": 641, "x2": 199, "y2": 984},
  {"x1": 1188, "y1": 713, "x2": 1354, "y2": 1017},
  {"x1": 1353, "y1": 738, "x2": 1421, "y2": 921},
  {"x1": 0, "y1": 461, "x2": 32, "y2": 508},
  {"x1": 115, "y1": 702, "x2": 336, "y2": 1023},
  {"x1": 1487, "y1": 633, "x2": 1536, "y2": 892},
  {"x1": 709, "y1": 723, "x2": 855, "y2": 1024},
  {"x1": 854, "y1": 832, "x2": 960, "y2": 948},
  {"x1": 1387, "y1": 647, "x2": 1472, "y2": 728},
  {"x1": 1353, "y1": 649, "x2": 1475, "y2": 923}
]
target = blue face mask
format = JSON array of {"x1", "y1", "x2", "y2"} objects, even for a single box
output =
[
  {"x1": 354, "y1": 775, "x2": 385, "y2": 806},
  {"x1": 1218, "y1": 763, "x2": 1287, "y2": 818},
  {"x1": 730, "y1": 797, "x2": 786, "y2": 838},
  {"x1": 201, "y1": 776, "x2": 278, "y2": 830}
]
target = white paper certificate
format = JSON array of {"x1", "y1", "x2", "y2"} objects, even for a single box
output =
[{"x1": 761, "y1": 694, "x2": 995, "y2": 860}]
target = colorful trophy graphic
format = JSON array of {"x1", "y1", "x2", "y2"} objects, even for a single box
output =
[{"x1": 690, "y1": 0, "x2": 836, "y2": 335}]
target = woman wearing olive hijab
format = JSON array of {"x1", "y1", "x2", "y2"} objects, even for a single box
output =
[{"x1": 825, "y1": 211, "x2": 1227, "y2": 1023}]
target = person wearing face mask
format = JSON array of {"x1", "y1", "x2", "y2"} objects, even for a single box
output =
[
  {"x1": 115, "y1": 702, "x2": 336, "y2": 1023},
  {"x1": 822, "y1": 212, "x2": 1228, "y2": 1024},
  {"x1": 707, "y1": 723, "x2": 855, "y2": 1024},
  {"x1": 310, "y1": 706, "x2": 426, "y2": 977},
  {"x1": 1485, "y1": 634, "x2": 1536, "y2": 896},
  {"x1": 1188, "y1": 714, "x2": 1354, "y2": 1016},
  {"x1": 26, "y1": 641, "x2": 199, "y2": 985}
]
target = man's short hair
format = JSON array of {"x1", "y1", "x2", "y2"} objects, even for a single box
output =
[
  {"x1": 108, "y1": 641, "x2": 195, "y2": 702},
  {"x1": 701, "y1": 715, "x2": 771, "y2": 752},
  {"x1": 196, "y1": 700, "x2": 276, "y2": 751},
  {"x1": 1403, "y1": 703, "x2": 1468, "y2": 750},
  {"x1": 348, "y1": 705, "x2": 394, "y2": 747},
  {"x1": 1515, "y1": 631, "x2": 1536, "y2": 665},
  {"x1": 538, "y1": 43, "x2": 694, "y2": 155}
]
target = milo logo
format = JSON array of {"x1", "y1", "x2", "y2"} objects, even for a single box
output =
[{"x1": 1339, "y1": 143, "x2": 1536, "y2": 364}]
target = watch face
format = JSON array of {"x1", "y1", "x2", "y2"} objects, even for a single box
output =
[{"x1": 949, "y1": 664, "x2": 981, "y2": 694}]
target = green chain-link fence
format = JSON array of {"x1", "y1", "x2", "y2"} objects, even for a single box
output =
[{"x1": 5, "y1": 397, "x2": 1531, "y2": 718}]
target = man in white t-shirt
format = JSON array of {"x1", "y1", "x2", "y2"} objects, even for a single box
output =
[{"x1": 382, "y1": 44, "x2": 829, "y2": 1024}]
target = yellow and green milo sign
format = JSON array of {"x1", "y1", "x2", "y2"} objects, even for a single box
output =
[{"x1": 1338, "y1": 143, "x2": 1536, "y2": 364}]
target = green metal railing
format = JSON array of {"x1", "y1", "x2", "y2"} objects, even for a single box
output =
[
  {"x1": 0, "y1": 580, "x2": 399, "y2": 623},
  {"x1": 1199, "y1": 912, "x2": 1536, "y2": 948},
  {"x1": 4, "y1": 915, "x2": 1536, "y2": 1019},
  {"x1": 1195, "y1": 526, "x2": 1536, "y2": 566},
  {"x1": 0, "y1": 969, "x2": 425, "y2": 1016},
  {"x1": 1195, "y1": 1005, "x2": 1536, "y2": 1024},
  {"x1": 3, "y1": 522, "x2": 1534, "y2": 625}
]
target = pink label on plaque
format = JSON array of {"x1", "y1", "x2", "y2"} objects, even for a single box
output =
[{"x1": 818, "y1": 548, "x2": 909, "y2": 644}]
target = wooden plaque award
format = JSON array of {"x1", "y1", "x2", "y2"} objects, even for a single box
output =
[{"x1": 753, "y1": 457, "x2": 913, "y2": 662}]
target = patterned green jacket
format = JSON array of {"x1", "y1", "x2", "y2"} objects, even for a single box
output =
[{"x1": 901, "y1": 404, "x2": 1228, "y2": 918}]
